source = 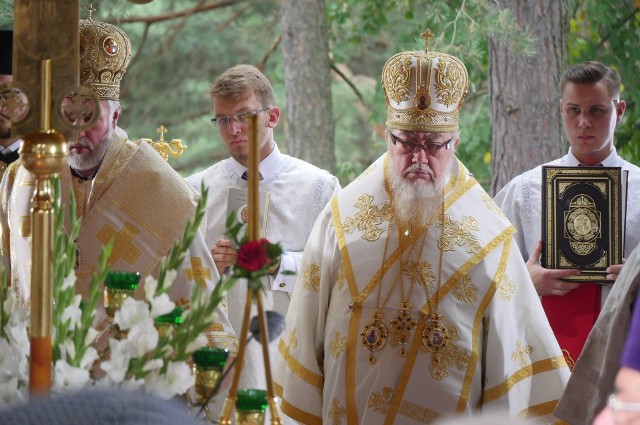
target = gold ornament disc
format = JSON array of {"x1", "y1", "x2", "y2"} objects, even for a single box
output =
[
  {"x1": 361, "y1": 312, "x2": 388, "y2": 364},
  {"x1": 422, "y1": 314, "x2": 450, "y2": 353}
]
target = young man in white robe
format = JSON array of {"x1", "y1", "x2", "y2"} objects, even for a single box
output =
[
  {"x1": 494, "y1": 61, "x2": 640, "y2": 366},
  {"x1": 187, "y1": 64, "x2": 340, "y2": 419},
  {"x1": 274, "y1": 30, "x2": 570, "y2": 425}
]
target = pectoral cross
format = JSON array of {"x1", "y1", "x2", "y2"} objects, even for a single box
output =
[{"x1": 389, "y1": 302, "x2": 418, "y2": 357}]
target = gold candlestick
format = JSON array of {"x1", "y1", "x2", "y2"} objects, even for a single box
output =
[
  {"x1": 220, "y1": 114, "x2": 282, "y2": 424},
  {"x1": 21, "y1": 59, "x2": 69, "y2": 395}
]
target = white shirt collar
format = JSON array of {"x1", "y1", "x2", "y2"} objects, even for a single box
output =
[
  {"x1": 566, "y1": 146, "x2": 618, "y2": 167},
  {"x1": 230, "y1": 143, "x2": 282, "y2": 181},
  {"x1": 0, "y1": 139, "x2": 22, "y2": 155}
]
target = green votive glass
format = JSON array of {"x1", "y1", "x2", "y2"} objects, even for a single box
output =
[
  {"x1": 235, "y1": 388, "x2": 268, "y2": 425},
  {"x1": 192, "y1": 347, "x2": 229, "y2": 399},
  {"x1": 155, "y1": 306, "x2": 184, "y2": 338},
  {"x1": 104, "y1": 271, "x2": 141, "y2": 318}
]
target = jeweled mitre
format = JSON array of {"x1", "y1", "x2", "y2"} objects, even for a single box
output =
[
  {"x1": 382, "y1": 32, "x2": 469, "y2": 133},
  {"x1": 79, "y1": 18, "x2": 132, "y2": 101}
]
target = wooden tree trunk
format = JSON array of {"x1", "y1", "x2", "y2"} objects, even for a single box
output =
[
  {"x1": 281, "y1": 0, "x2": 335, "y2": 172},
  {"x1": 489, "y1": 0, "x2": 569, "y2": 194}
]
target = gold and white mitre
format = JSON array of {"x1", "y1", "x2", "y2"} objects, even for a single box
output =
[
  {"x1": 381, "y1": 29, "x2": 469, "y2": 133},
  {"x1": 79, "y1": 14, "x2": 132, "y2": 101}
]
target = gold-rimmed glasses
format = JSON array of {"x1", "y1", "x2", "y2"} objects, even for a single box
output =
[
  {"x1": 211, "y1": 106, "x2": 271, "y2": 128},
  {"x1": 390, "y1": 133, "x2": 453, "y2": 156}
]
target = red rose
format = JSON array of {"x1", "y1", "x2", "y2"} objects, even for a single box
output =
[
  {"x1": 237, "y1": 241, "x2": 268, "y2": 272},
  {"x1": 259, "y1": 238, "x2": 271, "y2": 247}
]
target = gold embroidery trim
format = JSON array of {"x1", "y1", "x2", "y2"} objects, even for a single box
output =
[
  {"x1": 483, "y1": 356, "x2": 568, "y2": 403},
  {"x1": 302, "y1": 263, "x2": 321, "y2": 292},
  {"x1": 342, "y1": 193, "x2": 393, "y2": 242},
  {"x1": 331, "y1": 195, "x2": 361, "y2": 425},
  {"x1": 96, "y1": 222, "x2": 142, "y2": 265},
  {"x1": 518, "y1": 399, "x2": 559, "y2": 419},
  {"x1": 512, "y1": 339, "x2": 534, "y2": 368},
  {"x1": 185, "y1": 257, "x2": 212, "y2": 288},
  {"x1": 456, "y1": 235, "x2": 512, "y2": 412},
  {"x1": 277, "y1": 338, "x2": 323, "y2": 389},
  {"x1": 330, "y1": 331, "x2": 347, "y2": 358},
  {"x1": 275, "y1": 382, "x2": 323, "y2": 425},
  {"x1": 328, "y1": 398, "x2": 347, "y2": 425}
]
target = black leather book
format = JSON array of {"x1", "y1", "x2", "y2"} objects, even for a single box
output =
[{"x1": 541, "y1": 166, "x2": 627, "y2": 283}]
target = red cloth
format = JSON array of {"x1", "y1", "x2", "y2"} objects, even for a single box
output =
[{"x1": 541, "y1": 284, "x2": 602, "y2": 368}]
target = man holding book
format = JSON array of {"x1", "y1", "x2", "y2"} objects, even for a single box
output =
[
  {"x1": 187, "y1": 64, "x2": 340, "y2": 418},
  {"x1": 494, "y1": 61, "x2": 640, "y2": 366}
]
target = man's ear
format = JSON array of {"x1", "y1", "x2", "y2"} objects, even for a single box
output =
[
  {"x1": 112, "y1": 103, "x2": 122, "y2": 127},
  {"x1": 267, "y1": 106, "x2": 280, "y2": 128},
  {"x1": 615, "y1": 100, "x2": 626, "y2": 124}
]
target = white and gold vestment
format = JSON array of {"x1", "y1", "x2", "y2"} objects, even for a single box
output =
[{"x1": 274, "y1": 154, "x2": 569, "y2": 424}]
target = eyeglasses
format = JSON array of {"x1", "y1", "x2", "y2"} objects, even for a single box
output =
[
  {"x1": 608, "y1": 393, "x2": 640, "y2": 424},
  {"x1": 211, "y1": 106, "x2": 271, "y2": 127},
  {"x1": 390, "y1": 133, "x2": 453, "y2": 156}
]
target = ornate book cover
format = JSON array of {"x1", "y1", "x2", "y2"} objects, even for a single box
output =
[
  {"x1": 541, "y1": 166, "x2": 627, "y2": 283},
  {"x1": 227, "y1": 187, "x2": 270, "y2": 239}
]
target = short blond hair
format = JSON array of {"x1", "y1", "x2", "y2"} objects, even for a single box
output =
[{"x1": 208, "y1": 64, "x2": 275, "y2": 107}]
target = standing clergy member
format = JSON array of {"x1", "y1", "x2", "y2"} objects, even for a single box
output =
[
  {"x1": 494, "y1": 61, "x2": 640, "y2": 366},
  {"x1": 0, "y1": 29, "x2": 21, "y2": 177},
  {"x1": 274, "y1": 30, "x2": 570, "y2": 424},
  {"x1": 0, "y1": 16, "x2": 234, "y2": 348},
  {"x1": 187, "y1": 64, "x2": 340, "y2": 417}
]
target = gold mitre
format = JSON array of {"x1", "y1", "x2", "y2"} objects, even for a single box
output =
[
  {"x1": 382, "y1": 29, "x2": 469, "y2": 133},
  {"x1": 79, "y1": 16, "x2": 132, "y2": 101}
]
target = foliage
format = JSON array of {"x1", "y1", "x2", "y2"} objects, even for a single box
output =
[{"x1": 2, "y1": 0, "x2": 639, "y2": 186}]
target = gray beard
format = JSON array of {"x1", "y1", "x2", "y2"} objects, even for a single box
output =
[
  {"x1": 388, "y1": 168, "x2": 447, "y2": 227},
  {"x1": 67, "y1": 127, "x2": 112, "y2": 173}
]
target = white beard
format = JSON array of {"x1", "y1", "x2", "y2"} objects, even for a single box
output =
[
  {"x1": 388, "y1": 164, "x2": 448, "y2": 228},
  {"x1": 67, "y1": 126, "x2": 113, "y2": 173}
]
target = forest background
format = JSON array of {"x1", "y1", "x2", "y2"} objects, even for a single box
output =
[{"x1": 1, "y1": 0, "x2": 638, "y2": 194}]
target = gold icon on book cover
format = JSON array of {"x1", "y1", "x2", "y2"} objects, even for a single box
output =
[{"x1": 564, "y1": 194, "x2": 600, "y2": 256}]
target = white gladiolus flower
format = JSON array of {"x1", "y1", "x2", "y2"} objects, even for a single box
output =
[
  {"x1": 5, "y1": 311, "x2": 29, "y2": 356},
  {"x1": 80, "y1": 347, "x2": 99, "y2": 370},
  {"x1": 149, "y1": 293, "x2": 175, "y2": 318},
  {"x1": 0, "y1": 338, "x2": 22, "y2": 382},
  {"x1": 62, "y1": 270, "x2": 76, "y2": 290},
  {"x1": 53, "y1": 360, "x2": 90, "y2": 393},
  {"x1": 185, "y1": 334, "x2": 208, "y2": 353},
  {"x1": 101, "y1": 339, "x2": 131, "y2": 383},
  {"x1": 62, "y1": 339, "x2": 76, "y2": 362},
  {"x1": 126, "y1": 318, "x2": 159, "y2": 357},
  {"x1": 84, "y1": 327, "x2": 99, "y2": 347},
  {"x1": 0, "y1": 376, "x2": 24, "y2": 408},
  {"x1": 114, "y1": 298, "x2": 150, "y2": 331},
  {"x1": 145, "y1": 361, "x2": 193, "y2": 400},
  {"x1": 144, "y1": 275, "x2": 158, "y2": 302},
  {"x1": 142, "y1": 358, "x2": 163, "y2": 372},
  {"x1": 2, "y1": 288, "x2": 17, "y2": 314},
  {"x1": 121, "y1": 378, "x2": 145, "y2": 392},
  {"x1": 163, "y1": 270, "x2": 178, "y2": 288},
  {"x1": 61, "y1": 295, "x2": 83, "y2": 331}
]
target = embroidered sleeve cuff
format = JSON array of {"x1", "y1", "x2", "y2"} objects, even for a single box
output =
[{"x1": 270, "y1": 251, "x2": 296, "y2": 293}]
